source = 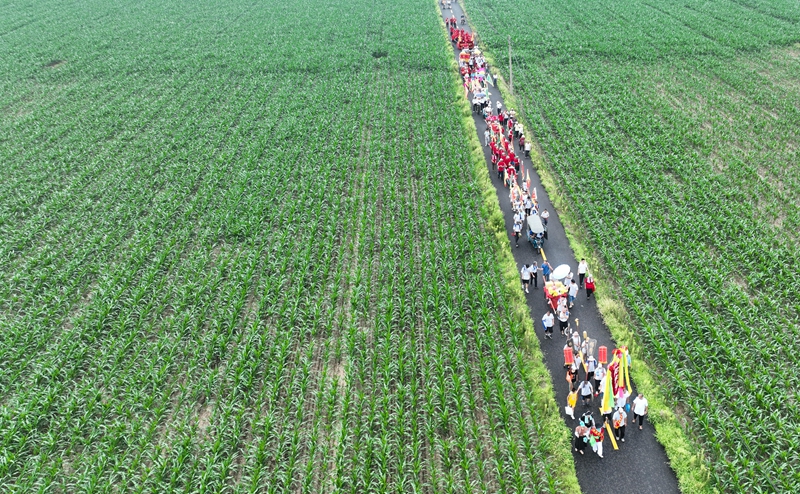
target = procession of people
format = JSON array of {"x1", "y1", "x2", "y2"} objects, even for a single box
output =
[{"x1": 445, "y1": 3, "x2": 650, "y2": 463}]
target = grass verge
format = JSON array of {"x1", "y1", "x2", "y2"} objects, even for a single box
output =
[
  {"x1": 435, "y1": 9, "x2": 582, "y2": 494},
  {"x1": 466, "y1": 11, "x2": 717, "y2": 494}
]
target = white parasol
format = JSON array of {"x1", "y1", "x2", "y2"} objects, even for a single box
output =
[{"x1": 551, "y1": 264, "x2": 571, "y2": 281}]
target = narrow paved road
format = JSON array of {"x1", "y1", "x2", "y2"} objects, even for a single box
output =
[{"x1": 439, "y1": 2, "x2": 682, "y2": 493}]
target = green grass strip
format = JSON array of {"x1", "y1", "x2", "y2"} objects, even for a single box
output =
[
  {"x1": 473, "y1": 24, "x2": 717, "y2": 494},
  {"x1": 435, "y1": 9, "x2": 582, "y2": 494}
]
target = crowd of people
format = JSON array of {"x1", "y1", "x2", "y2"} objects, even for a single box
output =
[
  {"x1": 563, "y1": 337, "x2": 649, "y2": 458},
  {"x1": 452, "y1": 39, "x2": 546, "y2": 261},
  {"x1": 538, "y1": 259, "x2": 594, "y2": 340},
  {"x1": 444, "y1": 4, "x2": 651, "y2": 462}
]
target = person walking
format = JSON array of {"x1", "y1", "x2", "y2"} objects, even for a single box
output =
[
  {"x1": 521, "y1": 264, "x2": 532, "y2": 293},
  {"x1": 557, "y1": 294, "x2": 567, "y2": 313},
  {"x1": 578, "y1": 379, "x2": 593, "y2": 407},
  {"x1": 568, "y1": 280, "x2": 579, "y2": 309},
  {"x1": 558, "y1": 307, "x2": 570, "y2": 336},
  {"x1": 529, "y1": 261, "x2": 539, "y2": 288},
  {"x1": 484, "y1": 128, "x2": 490, "y2": 146},
  {"x1": 496, "y1": 100, "x2": 502, "y2": 115},
  {"x1": 601, "y1": 403, "x2": 614, "y2": 429},
  {"x1": 585, "y1": 274, "x2": 596, "y2": 299},
  {"x1": 574, "y1": 425, "x2": 590, "y2": 455},
  {"x1": 542, "y1": 309, "x2": 554, "y2": 339},
  {"x1": 513, "y1": 209, "x2": 524, "y2": 226},
  {"x1": 571, "y1": 331, "x2": 581, "y2": 351},
  {"x1": 594, "y1": 363, "x2": 606, "y2": 398},
  {"x1": 580, "y1": 338, "x2": 589, "y2": 362},
  {"x1": 613, "y1": 406, "x2": 628, "y2": 442},
  {"x1": 507, "y1": 165, "x2": 517, "y2": 188},
  {"x1": 539, "y1": 209, "x2": 550, "y2": 226},
  {"x1": 578, "y1": 259, "x2": 588, "y2": 288},
  {"x1": 512, "y1": 220, "x2": 522, "y2": 248},
  {"x1": 579, "y1": 410, "x2": 595, "y2": 429},
  {"x1": 586, "y1": 354, "x2": 597, "y2": 383},
  {"x1": 632, "y1": 393, "x2": 649, "y2": 430},
  {"x1": 523, "y1": 195, "x2": 533, "y2": 217},
  {"x1": 540, "y1": 208, "x2": 550, "y2": 226},
  {"x1": 589, "y1": 424, "x2": 605, "y2": 458},
  {"x1": 566, "y1": 362, "x2": 579, "y2": 389},
  {"x1": 566, "y1": 387, "x2": 578, "y2": 419},
  {"x1": 541, "y1": 260, "x2": 552, "y2": 282}
]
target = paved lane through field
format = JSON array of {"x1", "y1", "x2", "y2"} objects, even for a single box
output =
[{"x1": 439, "y1": 2, "x2": 682, "y2": 492}]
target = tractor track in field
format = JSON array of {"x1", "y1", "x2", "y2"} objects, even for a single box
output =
[{"x1": 440, "y1": 2, "x2": 682, "y2": 492}]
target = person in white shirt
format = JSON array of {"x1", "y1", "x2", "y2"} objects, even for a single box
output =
[
  {"x1": 496, "y1": 100, "x2": 503, "y2": 115},
  {"x1": 593, "y1": 364, "x2": 605, "y2": 397},
  {"x1": 632, "y1": 394, "x2": 648, "y2": 429},
  {"x1": 558, "y1": 307, "x2": 570, "y2": 336},
  {"x1": 586, "y1": 355, "x2": 597, "y2": 382},
  {"x1": 557, "y1": 296, "x2": 567, "y2": 314},
  {"x1": 512, "y1": 221, "x2": 522, "y2": 248},
  {"x1": 578, "y1": 259, "x2": 588, "y2": 288},
  {"x1": 524, "y1": 197, "x2": 533, "y2": 217},
  {"x1": 612, "y1": 407, "x2": 628, "y2": 442},
  {"x1": 514, "y1": 210, "x2": 524, "y2": 225},
  {"x1": 541, "y1": 309, "x2": 554, "y2": 338},
  {"x1": 540, "y1": 208, "x2": 550, "y2": 226},
  {"x1": 615, "y1": 392, "x2": 629, "y2": 411},
  {"x1": 484, "y1": 128, "x2": 490, "y2": 146},
  {"x1": 568, "y1": 281, "x2": 579, "y2": 308},
  {"x1": 571, "y1": 331, "x2": 581, "y2": 351},
  {"x1": 528, "y1": 262, "x2": 539, "y2": 288},
  {"x1": 520, "y1": 264, "x2": 532, "y2": 293},
  {"x1": 578, "y1": 379, "x2": 593, "y2": 406},
  {"x1": 524, "y1": 140, "x2": 532, "y2": 158}
]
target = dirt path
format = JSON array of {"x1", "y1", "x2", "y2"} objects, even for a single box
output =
[{"x1": 440, "y1": 2, "x2": 682, "y2": 492}]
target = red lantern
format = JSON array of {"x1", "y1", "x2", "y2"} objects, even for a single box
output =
[
  {"x1": 598, "y1": 346, "x2": 607, "y2": 364},
  {"x1": 564, "y1": 348, "x2": 574, "y2": 366}
]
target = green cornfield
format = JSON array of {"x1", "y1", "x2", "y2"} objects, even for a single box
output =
[
  {"x1": 464, "y1": 0, "x2": 800, "y2": 491},
  {"x1": 0, "y1": 0, "x2": 575, "y2": 492}
]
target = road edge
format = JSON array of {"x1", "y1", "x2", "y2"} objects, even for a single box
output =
[
  {"x1": 464, "y1": 8, "x2": 717, "y2": 493},
  {"x1": 434, "y1": 9, "x2": 582, "y2": 494}
]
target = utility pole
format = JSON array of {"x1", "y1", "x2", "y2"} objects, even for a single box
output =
[{"x1": 508, "y1": 36, "x2": 513, "y2": 94}]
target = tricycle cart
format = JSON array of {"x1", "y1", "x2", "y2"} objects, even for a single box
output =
[{"x1": 527, "y1": 214, "x2": 545, "y2": 254}]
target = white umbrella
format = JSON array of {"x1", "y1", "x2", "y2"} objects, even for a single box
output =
[{"x1": 551, "y1": 264, "x2": 571, "y2": 281}]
